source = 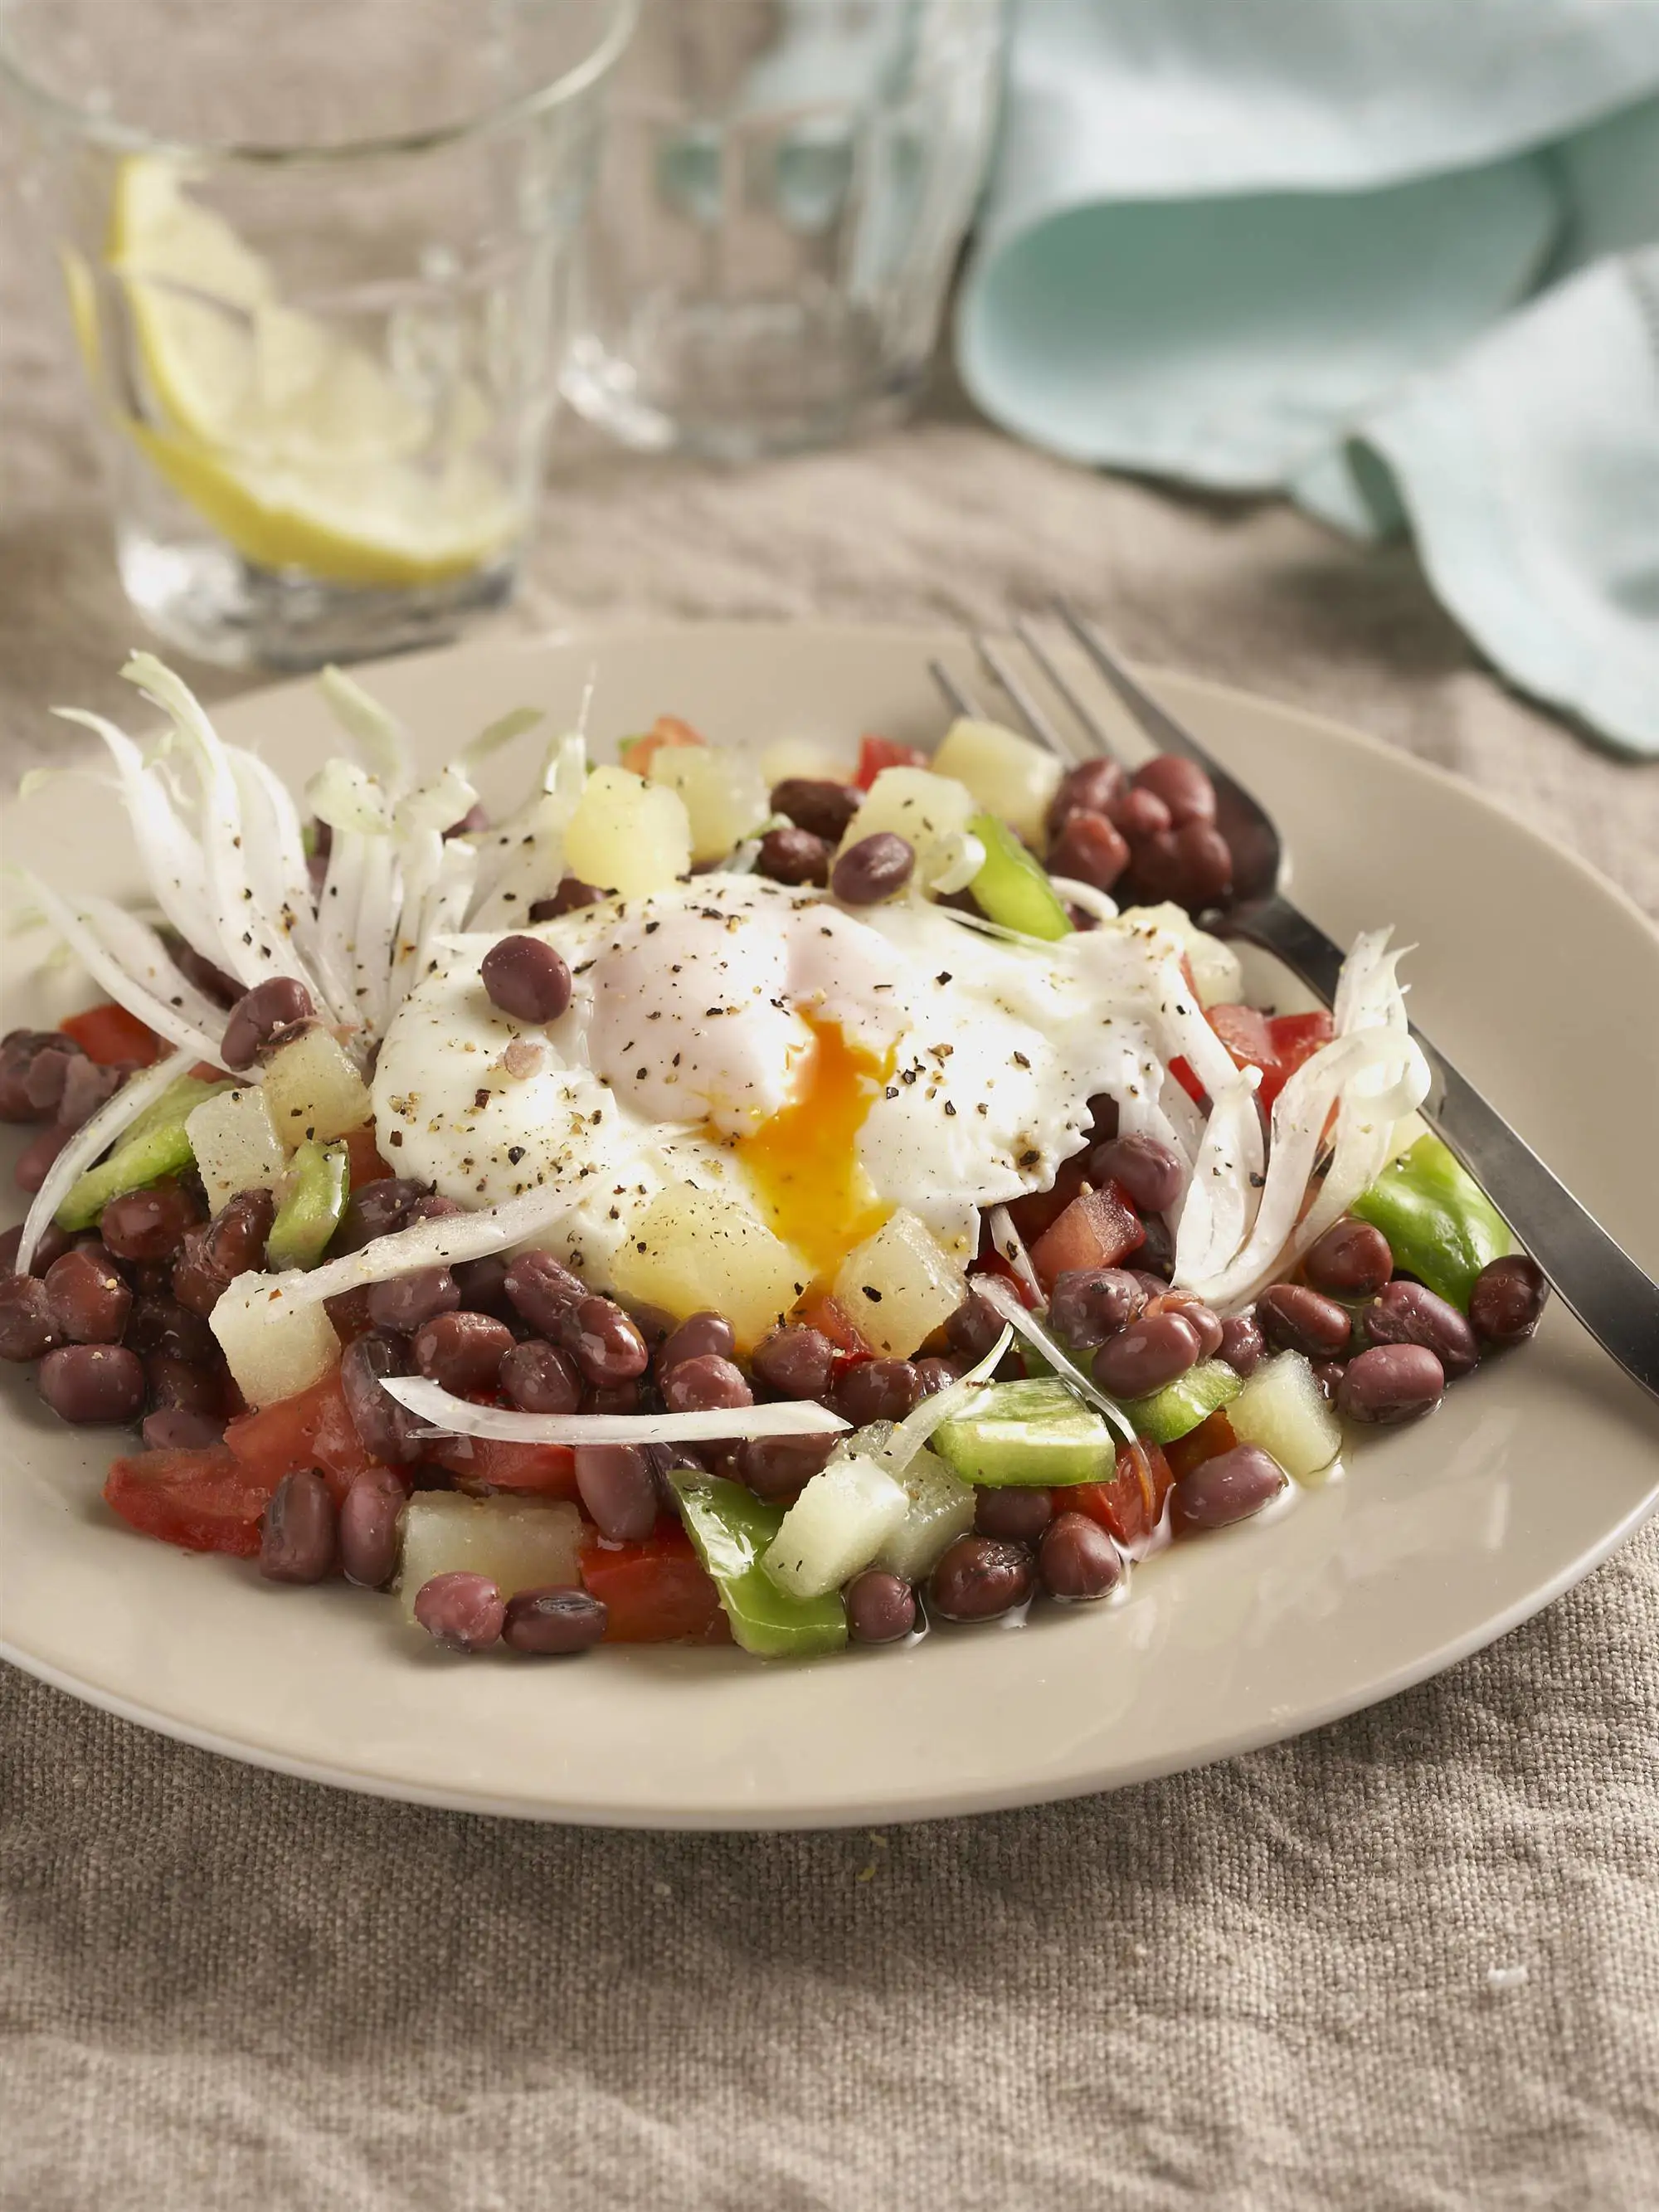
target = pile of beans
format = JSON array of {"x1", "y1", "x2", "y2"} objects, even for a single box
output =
[{"x1": 1046, "y1": 753, "x2": 1235, "y2": 914}]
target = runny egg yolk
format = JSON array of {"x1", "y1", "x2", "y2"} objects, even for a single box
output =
[{"x1": 737, "y1": 1018, "x2": 893, "y2": 1281}]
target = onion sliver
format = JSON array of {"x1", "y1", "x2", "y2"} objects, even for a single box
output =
[
  {"x1": 871, "y1": 1323, "x2": 1014, "y2": 1474},
  {"x1": 381, "y1": 1374, "x2": 849, "y2": 1446},
  {"x1": 257, "y1": 1182, "x2": 587, "y2": 1310}
]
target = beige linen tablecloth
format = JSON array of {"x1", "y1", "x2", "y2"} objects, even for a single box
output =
[{"x1": 5, "y1": 243, "x2": 1659, "y2": 2209}]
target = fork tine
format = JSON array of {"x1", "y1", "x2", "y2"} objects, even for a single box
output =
[
  {"x1": 1014, "y1": 618, "x2": 1130, "y2": 768},
  {"x1": 1055, "y1": 598, "x2": 1229, "y2": 780},
  {"x1": 929, "y1": 657, "x2": 985, "y2": 722},
  {"x1": 973, "y1": 633, "x2": 1083, "y2": 763}
]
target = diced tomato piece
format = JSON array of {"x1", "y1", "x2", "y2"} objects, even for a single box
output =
[
  {"x1": 791, "y1": 1291, "x2": 872, "y2": 1365},
  {"x1": 1164, "y1": 1409, "x2": 1237, "y2": 1482},
  {"x1": 620, "y1": 714, "x2": 707, "y2": 777},
  {"x1": 342, "y1": 1126, "x2": 394, "y2": 1189},
  {"x1": 1029, "y1": 1182, "x2": 1145, "y2": 1290},
  {"x1": 224, "y1": 1367, "x2": 373, "y2": 1505},
  {"x1": 1266, "y1": 1010, "x2": 1335, "y2": 1103},
  {"x1": 1168, "y1": 1055, "x2": 1208, "y2": 1107},
  {"x1": 1069, "y1": 1439, "x2": 1173, "y2": 1550},
  {"x1": 580, "y1": 1522, "x2": 728, "y2": 1643},
  {"x1": 427, "y1": 1434, "x2": 578, "y2": 1498},
  {"x1": 105, "y1": 1446, "x2": 275, "y2": 1556},
  {"x1": 1003, "y1": 1152, "x2": 1093, "y2": 1244},
  {"x1": 61, "y1": 1001, "x2": 163, "y2": 1068},
  {"x1": 1207, "y1": 1003, "x2": 1278, "y2": 1088},
  {"x1": 854, "y1": 734, "x2": 929, "y2": 790}
]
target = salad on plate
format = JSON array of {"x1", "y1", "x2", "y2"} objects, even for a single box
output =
[{"x1": 0, "y1": 655, "x2": 1550, "y2": 1661}]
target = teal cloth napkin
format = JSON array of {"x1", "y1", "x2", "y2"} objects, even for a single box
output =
[{"x1": 956, "y1": 0, "x2": 1659, "y2": 755}]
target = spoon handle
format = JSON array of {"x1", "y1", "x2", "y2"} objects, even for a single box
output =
[{"x1": 1231, "y1": 894, "x2": 1659, "y2": 1401}]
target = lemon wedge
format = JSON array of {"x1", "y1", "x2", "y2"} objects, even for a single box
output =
[{"x1": 101, "y1": 158, "x2": 521, "y2": 590}]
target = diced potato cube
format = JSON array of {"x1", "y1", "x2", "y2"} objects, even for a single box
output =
[
  {"x1": 1228, "y1": 1352, "x2": 1342, "y2": 1483},
  {"x1": 649, "y1": 744, "x2": 768, "y2": 865},
  {"x1": 874, "y1": 1446, "x2": 975, "y2": 1581},
  {"x1": 609, "y1": 1185, "x2": 808, "y2": 1351},
  {"x1": 261, "y1": 1027, "x2": 373, "y2": 1149},
  {"x1": 760, "y1": 734, "x2": 844, "y2": 787},
  {"x1": 1117, "y1": 903, "x2": 1243, "y2": 1007},
  {"x1": 833, "y1": 1209, "x2": 965, "y2": 1358},
  {"x1": 563, "y1": 764, "x2": 693, "y2": 899},
  {"x1": 210, "y1": 1273, "x2": 338, "y2": 1405},
  {"x1": 931, "y1": 717, "x2": 1063, "y2": 845},
  {"x1": 762, "y1": 1453, "x2": 908, "y2": 1599},
  {"x1": 838, "y1": 766, "x2": 978, "y2": 885},
  {"x1": 397, "y1": 1493, "x2": 583, "y2": 1622},
  {"x1": 186, "y1": 1084, "x2": 286, "y2": 1211}
]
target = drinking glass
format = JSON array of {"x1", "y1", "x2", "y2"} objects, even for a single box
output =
[
  {"x1": 562, "y1": 0, "x2": 1006, "y2": 459},
  {"x1": 0, "y1": 0, "x2": 635, "y2": 670}
]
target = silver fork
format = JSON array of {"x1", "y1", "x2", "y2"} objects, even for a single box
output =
[{"x1": 932, "y1": 605, "x2": 1659, "y2": 1404}]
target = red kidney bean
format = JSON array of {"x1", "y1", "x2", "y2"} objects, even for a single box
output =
[
  {"x1": 100, "y1": 1182, "x2": 202, "y2": 1264},
  {"x1": 1212, "y1": 1300, "x2": 1265, "y2": 1371},
  {"x1": 660, "y1": 1353, "x2": 752, "y2": 1415},
  {"x1": 502, "y1": 1586, "x2": 607, "y2": 1656},
  {"x1": 367, "y1": 1266, "x2": 460, "y2": 1334},
  {"x1": 499, "y1": 1338, "x2": 583, "y2": 1415},
  {"x1": 329, "y1": 1176, "x2": 428, "y2": 1257},
  {"x1": 584, "y1": 1378, "x2": 642, "y2": 1416},
  {"x1": 406, "y1": 1194, "x2": 465, "y2": 1225},
  {"x1": 1173, "y1": 821, "x2": 1234, "y2": 908},
  {"x1": 1122, "y1": 828, "x2": 1186, "y2": 904},
  {"x1": 1256, "y1": 1282, "x2": 1352, "y2": 1360},
  {"x1": 145, "y1": 1352, "x2": 223, "y2": 1415},
  {"x1": 168, "y1": 938, "x2": 241, "y2": 1006},
  {"x1": 56, "y1": 1056, "x2": 124, "y2": 1132},
  {"x1": 258, "y1": 1469, "x2": 337, "y2": 1583},
  {"x1": 945, "y1": 1292, "x2": 1005, "y2": 1364},
  {"x1": 831, "y1": 831, "x2": 914, "y2": 905},
  {"x1": 16, "y1": 1123, "x2": 71, "y2": 1193},
  {"x1": 22, "y1": 1037, "x2": 83, "y2": 1115},
  {"x1": 562, "y1": 1296, "x2": 648, "y2": 1387},
  {"x1": 914, "y1": 1356, "x2": 961, "y2": 1396},
  {"x1": 1312, "y1": 1360, "x2": 1345, "y2": 1404},
  {"x1": 141, "y1": 1407, "x2": 226, "y2": 1451},
  {"x1": 0, "y1": 1031, "x2": 81, "y2": 1123},
  {"x1": 1363, "y1": 1279, "x2": 1478, "y2": 1380},
  {"x1": 480, "y1": 934, "x2": 572, "y2": 1025},
  {"x1": 0, "y1": 1272, "x2": 62, "y2": 1360},
  {"x1": 338, "y1": 1466, "x2": 407, "y2": 1589},
  {"x1": 414, "y1": 1310, "x2": 513, "y2": 1394},
  {"x1": 1048, "y1": 811, "x2": 1130, "y2": 894},
  {"x1": 44, "y1": 1245, "x2": 132, "y2": 1344},
  {"x1": 0, "y1": 1218, "x2": 71, "y2": 1276},
  {"x1": 737, "y1": 1431, "x2": 839, "y2": 1500},
  {"x1": 844, "y1": 1570, "x2": 916, "y2": 1645},
  {"x1": 124, "y1": 1294, "x2": 218, "y2": 1366},
  {"x1": 750, "y1": 1324, "x2": 835, "y2": 1401},
  {"x1": 1089, "y1": 1133, "x2": 1183, "y2": 1214},
  {"x1": 1093, "y1": 1311, "x2": 1201, "y2": 1399},
  {"x1": 1134, "y1": 753, "x2": 1216, "y2": 827},
  {"x1": 1086, "y1": 1094, "x2": 1121, "y2": 1141},
  {"x1": 1048, "y1": 1267, "x2": 1146, "y2": 1349},
  {"x1": 1469, "y1": 1255, "x2": 1549, "y2": 1347},
  {"x1": 504, "y1": 1250, "x2": 587, "y2": 1337},
  {"x1": 928, "y1": 1535, "x2": 1034, "y2": 1622},
  {"x1": 172, "y1": 1186, "x2": 278, "y2": 1315},
  {"x1": 1146, "y1": 1293, "x2": 1223, "y2": 1357},
  {"x1": 835, "y1": 1357, "x2": 922, "y2": 1426},
  {"x1": 757, "y1": 826, "x2": 831, "y2": 887},
  {"x1": 38, "y1": 1342, "x2": 146, "y2": 1424},
  {"x1": 1108, "y1": 786, "x2": 1172, "y2": 841},
  {"x1": 451, "y1": 1253, "x2": 518, "y2": 1322},
  {"x1": 528, "y1": 875, "x2": 606, "y2": 923},
  {"x1": 574, "y1": 1443, "x2": 658, "y2": 1542},
  {"x1": 220, "y1": 977, "x2": 316, "y2": 1072},
  {"x1": 414, "y1": 1571, "x2": 504, "y2": 1652},
  {"x1": 659, "y1": 1311, "x2": 737, "y2": 1372},
  {"x1": 1048, "y1": 758, "x2": 1126, "y2": 838},
  {"x1": 770, "y1": 777, "x2": 863, "y2": 843},
  {"x1": 340, "y1": 1331, "x2": 424, "y2": 1464},
  {"x1": 1339, "y1": 1343, "x2": 1444, "y2": 1425},
  {"x1": 1172, "y1": 1444, "x2": 1287, "y2": 1532},
  {"x1": 1038, "y1": 1512, "x2": 1124, "y2": 1600},
  {"x1": 1303, "y1": 1216, "x2": 1393, "y2": 1298},
  {"x1": 1136, "y1": 1216, "x2": 1175, "y2": 1280},
  {"x1": 974, "y1": 1486, "x2": 1053, "y2": 1542}
]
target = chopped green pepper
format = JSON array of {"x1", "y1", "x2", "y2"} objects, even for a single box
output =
[
  {"x1": 1120, "y1": 1358, "x2": 1242, "y2": 1445},
  {"x1": 55, "y1": 1074, "x2": 231, "y2": 1231},
  {"x1": 1350, "y1": 1134, "x2": 1515, "y2": 1313},
  {"x1": 966, "y1": 812, "x2": 1073, "y2": 941},
  {"x1": 932, "y1": 1376, "x2": 1113, "y2": 1486},
  {"x1": 265, "y1": 1139, "x2": 351, "y2": 1271},
  {"x1": 669, "y1": 1472, "x2": 848, "y2": 1659}
]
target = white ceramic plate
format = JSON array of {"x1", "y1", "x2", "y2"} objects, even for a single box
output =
[{"x1": 3, "y1": 621, "x2": 1657, "y2": 1829}]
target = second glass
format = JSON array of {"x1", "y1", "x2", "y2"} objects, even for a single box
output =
[{"x1": 563, "y1": 0, "x2": 1006, "y2": 459}]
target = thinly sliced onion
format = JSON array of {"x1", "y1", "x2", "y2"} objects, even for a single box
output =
[
  {"x1": 924, "y1": 831, "x2": 985, "y2": 897},
  {"x1": 975, "y1": 1274, "x2": 1136, "y2": 1442},
  {"x1": 52, "y1": 709, "x2": 223, "y2": 962},
  {"x1": 265, "y1": 1181, "x2": 584, "y2": 1310},
  {"x1": 870, "y1": 1323, "x2": 1014, "y2": 1474},
  {"x1": 1048, "y1": 876, "x2": 1119, "y2": 923},
  {"x1": 987, "y1": 1206, "x2": 1043, "y2": 1303},
  {"x1": 17, "y1": 875, "x2": 227, "y2": 1063},
  {"x1": 318, "y1": 664, "x2": 414, "y2": 794},
  {"x1": 381, "y1": 1374, "x2": 849, "y2": 1446},
  {"x1": 1172, "y1": 1069, "x2": 1263, "y2": 1287},
  {"x1": 462, "y1": 705, "x2": 544, "y2": 766},
  {"x1": 17, "y1": 1048, "x2": 197, "y2": 1273},
  {"x1": 230, "y1": 748, "x2": 354, "y2": 1026},
  {"x1": 306, "y1": 758, "x2": 391, "y2": 839}
]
